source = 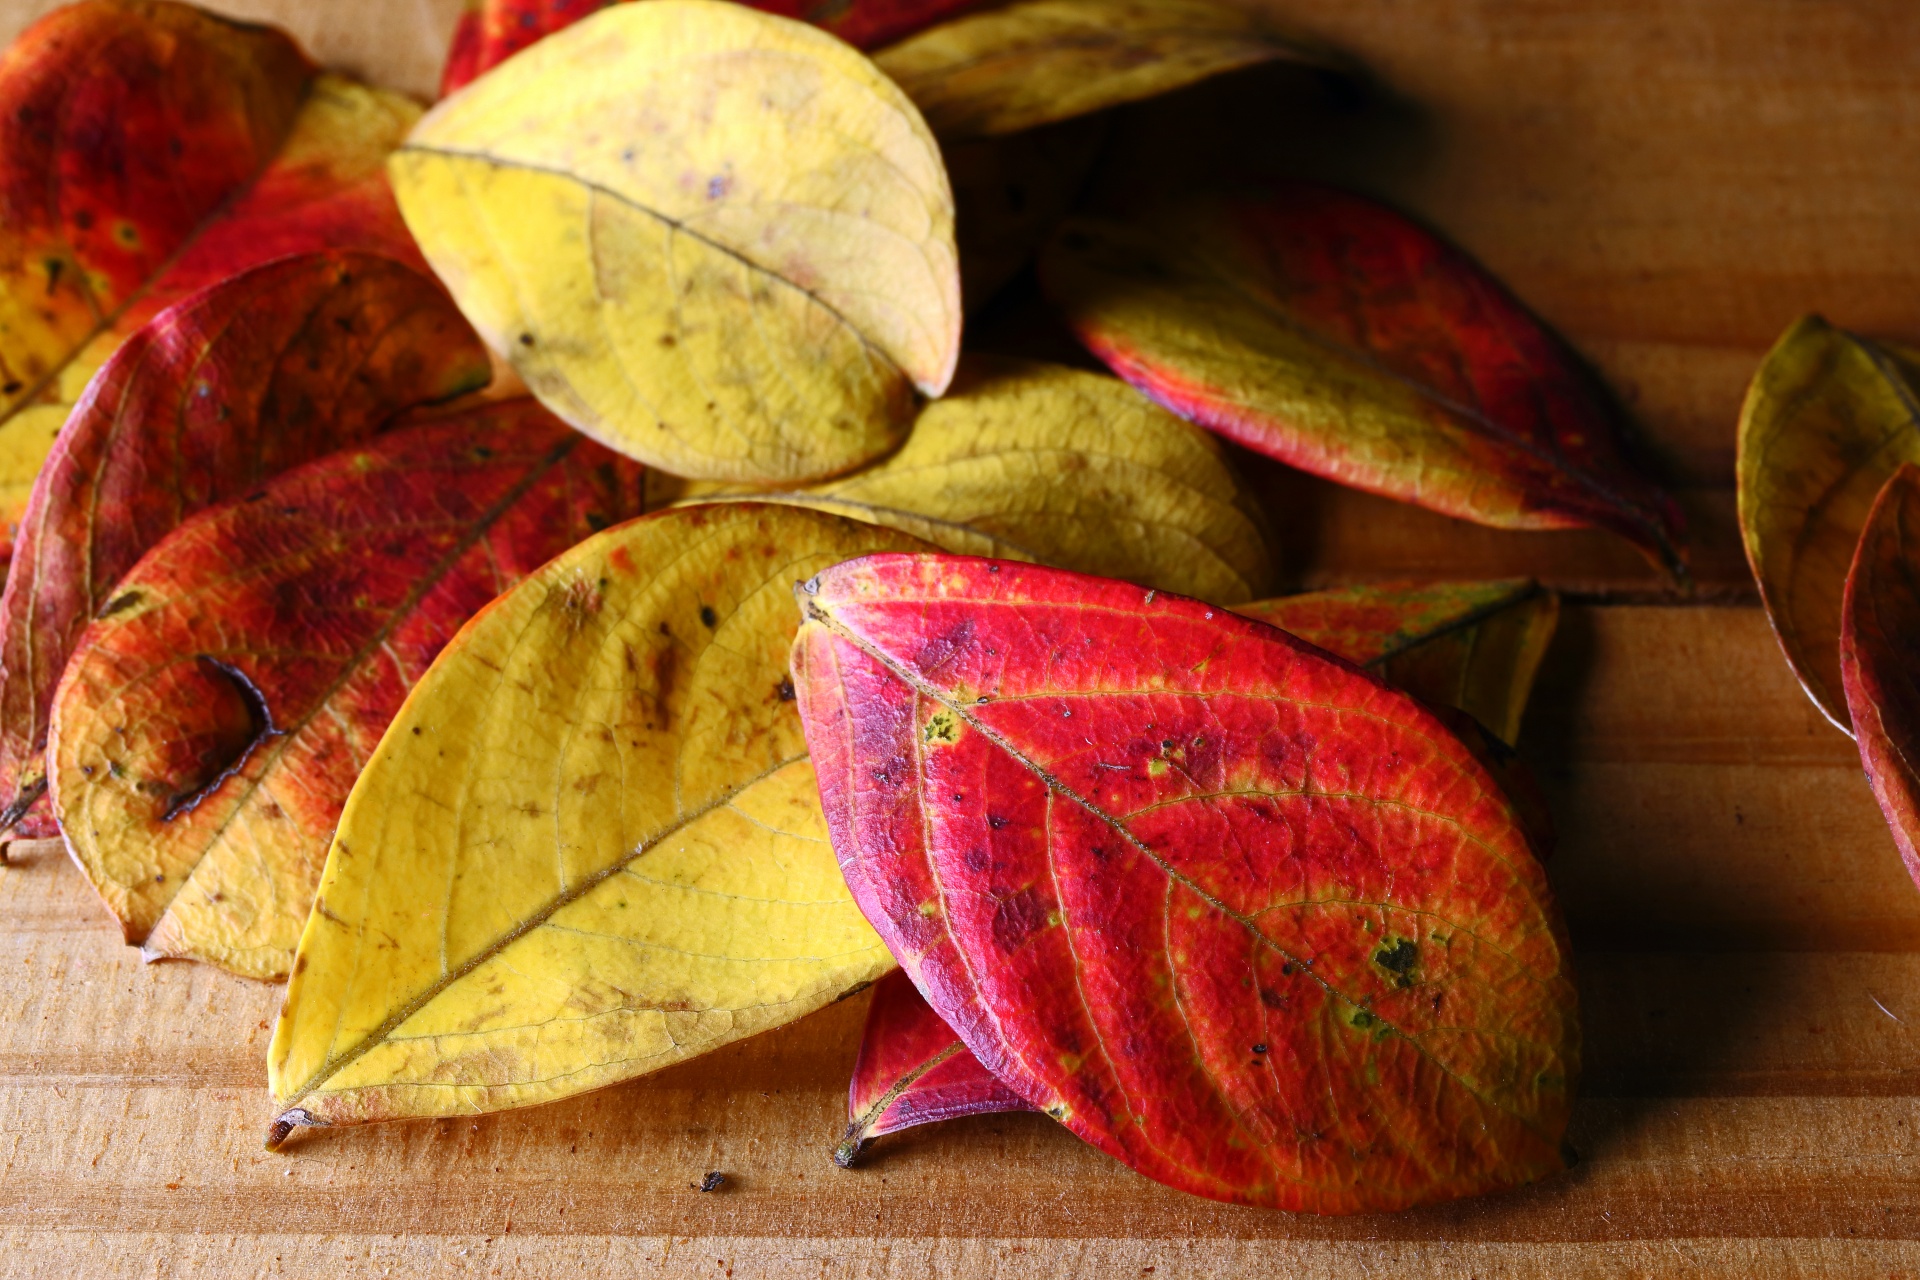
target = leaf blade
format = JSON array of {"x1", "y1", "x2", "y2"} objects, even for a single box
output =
[{"x1": 1841, "y1": 464, "x2": 1920, "y2": 888}]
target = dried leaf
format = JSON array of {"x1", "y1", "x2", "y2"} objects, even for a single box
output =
[
  {"x1": 872, "y1": 0, "x2": 1342, "y2": 139},
  {"x1": 1840, "y1": 464, "x2": 1920, "y2": 888},
  {"x1": 699, "y1": 356, "x2": 1273, "y2": 603},
  {"x1": 49, "y1": 403, "x2": 642, "y2": 980},
  {"x1": 268, "y1": 504, "x2": 932, "y2": 1138},
  {"x1": 1041, "y1": 182, "x2": 1688, "y2": 579},
  {"x1": 394, "y1": 0, "x2": 961, "y2": 483},
  {"x1": 438, "y1": 0, "x2": 981, "y2": 95},
  {"x1": 795, "y1": 556, "x2": 1579, "y2": 1212},
  {"x1": 0, "y1": 252, "x2": 489, "y2": 835},
  {"x1": 1737, "y1": 314, "x2": 1920, "y2": 734},
  {"x1": 950, "y1": 116, "x2": 1107, "y2": 311}
]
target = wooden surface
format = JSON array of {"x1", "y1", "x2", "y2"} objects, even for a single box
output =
[{"x1": 4, "y1": 0, "x2": 1920, "y2": 1276}]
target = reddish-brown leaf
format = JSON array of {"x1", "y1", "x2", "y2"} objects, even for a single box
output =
[
  {"x1": 48, "y1": 401, "x2": 643, "y2": 979},
  {"x1": 0, "y1": 251, "x2": 488, "y2": 835},
  {"x1": 1841, "y1": 463, "x2": 1920, "y2": 891},
  {"x1": 437, "y1": 0, "x2": 979, "y2": 95},
  {"x1": 1040, "y1": 183, "x2": 1688, "y2": 580},
  {"x1": 795, "y1": 556, "x2": 1579, "y2": 1212}
]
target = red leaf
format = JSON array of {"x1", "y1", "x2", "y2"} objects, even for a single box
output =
[
  {"x1": 48, "y1": 401, "x2": 643, "y2": 978},
  {"x1": 795, "y1": 556, "x2": 1579, "y2": 1212},
  {"x1": 0, "y1": 251, "x2": 489, "y2": 834},
  {"x1": 1841, "y1": 463, "x2": 1920, "y2": 891},
  {"x1": 1040, "y1": 183, "x2": 1688, "y2": 580},
  {"x1": 437, "y1": 0, "x2": 981, "y2": 95}
]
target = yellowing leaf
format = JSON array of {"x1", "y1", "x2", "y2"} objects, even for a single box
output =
[
  {"x1": 392, "y1": 0, "x2": 961, "y2": 483},
  {"x1": 268, "y1": 504, "x2": 929, "y2": 1137},
  {"x1": 695, "y1": 356, "x2": 1273, "y2": 603},
  {"x1": 873, "y1": 0, "x2": 1341, "y2": 139},
  {"x1": 1737, "y1": 314, "x2": 1920, "y2": 734}
]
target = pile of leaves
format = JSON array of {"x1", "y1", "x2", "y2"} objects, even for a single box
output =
[{"x1": 2, "y1": 0, "x2": 1725, "y2": 1215}]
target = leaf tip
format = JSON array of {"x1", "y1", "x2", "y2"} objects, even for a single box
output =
[
  {"x1": 832, "y1": 1129, "x2": 868, "y2": 1169},
  {"x1": 264, "y1": 1108, "x2": 320, "y2": 1151}
]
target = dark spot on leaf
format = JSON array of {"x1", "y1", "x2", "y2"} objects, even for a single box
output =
[
  {"x1": 519, "y1": 332, "x2": 536, "y2": 347},
  {"x1": 1373, "y1": 938, "x2": 1418, "y2": 987},
  {"x1": 700, "y1": 605, "x2": 718, "y2": 628},
  {"x1": 988, "y1": 815, "x2": 1008, "y2": 829},
  {"x1": 775, "y1": 677, "x2": 796, "y2": 701},
  {"x1": 99, "y1": 591, "x2": 141, "y2": 617},
  {"x1": 1252, "y1": 1043, "x2": 1268, "y2": 1054},
  {"x1": 991, "y1": 887, "x2": 1052, "y2": 954}
]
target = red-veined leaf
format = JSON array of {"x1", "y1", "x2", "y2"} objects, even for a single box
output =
[
  {"x1": 1841, "y1": 463, "x2": 1920, "y2": 892},
  {"x1": 0, "y1": 251, "x2": 489, "y2": 836},
  {"x1": 795, "y1": 556, "x2": 1578, "y2": 1212},
  {"x1": 1040, "y1": 182, "x2": 1688, "y2": 580}
]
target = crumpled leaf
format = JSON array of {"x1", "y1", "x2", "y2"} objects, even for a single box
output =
[
  {"x1": 795, "y1": 555, "x2": 1579, "y2": 1212},
  {"x1": 951, "y1": 116, "x2": 1107, "y2": 311},
  {"x1": 1737, "y1": 314, "x2": 1920, "y2": 734},
  {"x1": 698, "y1": 356, "x2": 1273, "y2": 603},
  {"x1": 438, "y1": 0, "x2": 981, "y2": 96},
  {"x1": 49, "y1": 403, "x2": 642, "y2": 981},
  {"x1": 832, "y1": 576, "x2": 1560, "y2": 1166},
  {"x1": 394, "y1": 0, "x2": 961, "y2": 483},
  {"x1": 872, "y1": 0, "x2": 1341, "y2": 140},
  {"x1": 267, "y1": 504, "x2": 932, "y2": 1139},
  {"x1": 1041, "y1": 182, "x2": 1689, "y2": 579},
  {"x1": 0, "y1": 251, "x2": 489, "y2": 836},
  {"x1": 1841, "y1": 464, "x2": 1920, "y2": 889}
]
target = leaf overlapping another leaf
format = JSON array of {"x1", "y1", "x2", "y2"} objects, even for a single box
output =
[
  {"x1": 393, "y1": 0, "x2": 961, "y2": 483},
  {"x1": 1841, "y1": 464, "x2": 1920, "y2": 890},
  {"x1": 268, "y1": 504, "x2": 931, "y2": 1138},
  {"x1": 49, "y1": 402, "x2": 644, "y2": 980},
  {"x1": 795, "y1": 556, "x2": 1579, "y2": 1212},
  {"x1": 1040, "y1": 182, "x2": 1689, "y2": 579}
]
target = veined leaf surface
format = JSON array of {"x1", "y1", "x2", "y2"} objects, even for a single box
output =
[
  {"x1": 795, "y1": 556, "x2": 1578, "y2": 1212},
  {"x1": 268, "y1": 504, "x2": 930, "y2": 1138},
  {"x1": 1841, "y1": 464, "x2": 1920, "y2": 890},
  {"x1": 1738, "y1": 314, "x2": 1920, "y2": 734},
  {"x1": 0, "y1": 252, "x2": 489, "y2": 836},
  {"x1": 395, "y1": 0, "x2": 961, "y2": 483},
  {"x1": 1041, "y1": 183, "x2": 1688, "y2": 578},
  {"x1": 872, "y1": 0, "x2": 1341, "y2": 139},
  {"x1": 49, "y1": 403, "x2": 643, "y2": 980}
]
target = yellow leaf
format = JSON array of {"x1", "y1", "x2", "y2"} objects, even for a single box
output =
[
  {"x1": 1737, "y1": 314, "x2": 1920, "y2": 734},
  {"x1": 268, "y1": 504, "x2": 929, "y2": 1136},
  {"x1": 694, "y1": 356, "x2": 1274, "y2": 603},
  {"x1": 873, "y1": 0, "x2": 1342, "y2": 139},
  {"x1": 392, "y1": 0, "x2": 961, "y2": 484}
]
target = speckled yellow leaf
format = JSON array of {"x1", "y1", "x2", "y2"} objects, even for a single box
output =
[
  {"x1": 1737, "y1": 314, "x2": 1920, "y2": 734},
  {"x1": 268, "y1": 504, "x2": 930, "y2": 1137},
  {"x1": 695, "y1": 356, "x2": 1273, "y2": 603},
  {"x1": 873, "y1": 0, "x2": 1342, "y2": 139},
  {"x1": 392, "y1": 0, "x2": 961, "y2": 484}
]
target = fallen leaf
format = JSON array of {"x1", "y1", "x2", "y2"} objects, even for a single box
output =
[
  {"x1": 268, "y1": 504, "x2": 932, "y2": 1138},
  {"x1": 1738, "y1": 314, "x2": 1920, "y2": 734},
  {"x1": 836, "y1": 968, "x2": 1035, "y2": 1167},
  {"x1": 795, "y1": 555, "x2": 1579, "y2": 1212},
  {"x1": 698, "y1": 356, "x2": 1273, "y2": 603},
  {"x1": 49, "y1": 402, "x2": 642, "y2": 980},
  {"x1": 1841, "y1": 464, "x2": 1920, "y2": 890},
  {"x1": 1040, "y1": 182, "x2": 1688, "y2": 579},
  {"x1": 872, "y1": 0, "x2": 1342, "y2": 139},
  {"x1": 0, "y1": 251, "x2": 489, "y2": 835},
  {"x1": 438, "y1": 0, "x2": 982, "y2": 95},
  {"x1": 950, "y1": 116, "x2": 1108, "y2": 312},
  {"x1": 394, "y1": 0, "x2": 961, "y2": 483}
]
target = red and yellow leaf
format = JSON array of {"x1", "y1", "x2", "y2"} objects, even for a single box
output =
[
  {"x1": 795, "y1": 556, "x2": 1579, "y2": 1212},
  {"x1": 48, "y1": 402, "x2": 641, "y2": 980},
  {"x1": 1841, "y1": 464, "x2": 1920, "y2": 892},
  {"x1": 0, "y1": 251, "x2": 489, "y2": 836},
  {"x1": 1040, "y1": 183, "x2": 1687, "y2": 579}
]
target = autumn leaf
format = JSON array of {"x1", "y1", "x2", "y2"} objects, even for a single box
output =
[
  {"x1": 394, "y1": 0, "x2": 961, "y2": 483},
  {"x1": 832, "y1": 576, "x2": 1560, "y2": 1166},
  {"x1": 0, "y1": 251, "x2": 489, "y2": 837},
  {"x1": 951, "y1": 116, "x2": 1107, "y2": 312},
  {"x1": 795, "y1": 555, "x2": 1579, "y2": 1212},
  {"x1": 0, "y1": 2, "x2": 429, "y2": 564},
  {"x1": 1737, "y1": 315, "x2": 1920, "y2": 734},
  {"x1": 438, "y1": 0, "x2": 982, "y2": 95},
  {"x1": 1041, "y1": 182, "x2": 1689, "y2": 580},
  {"x1": 267, "y1": 504, "x2": 934, "y2": 1139},
  {"x1": 48, "y1": 403, "x2": 642, "y2": 981},
  {"x1": 872, "y1": 0, "x2": 1342, "y2": 139},
  {"x1": 1840, "y1": 464, "x2": 1920, "y2": 891}
]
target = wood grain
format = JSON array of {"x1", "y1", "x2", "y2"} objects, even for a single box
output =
[{"x1": 0, "y1": 0, "x2": 1917, "y2": 1275}]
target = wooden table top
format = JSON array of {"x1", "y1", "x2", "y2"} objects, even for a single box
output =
[{"x1": 3, "y1": 0, "x2": 1919, "y2": 1275}]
